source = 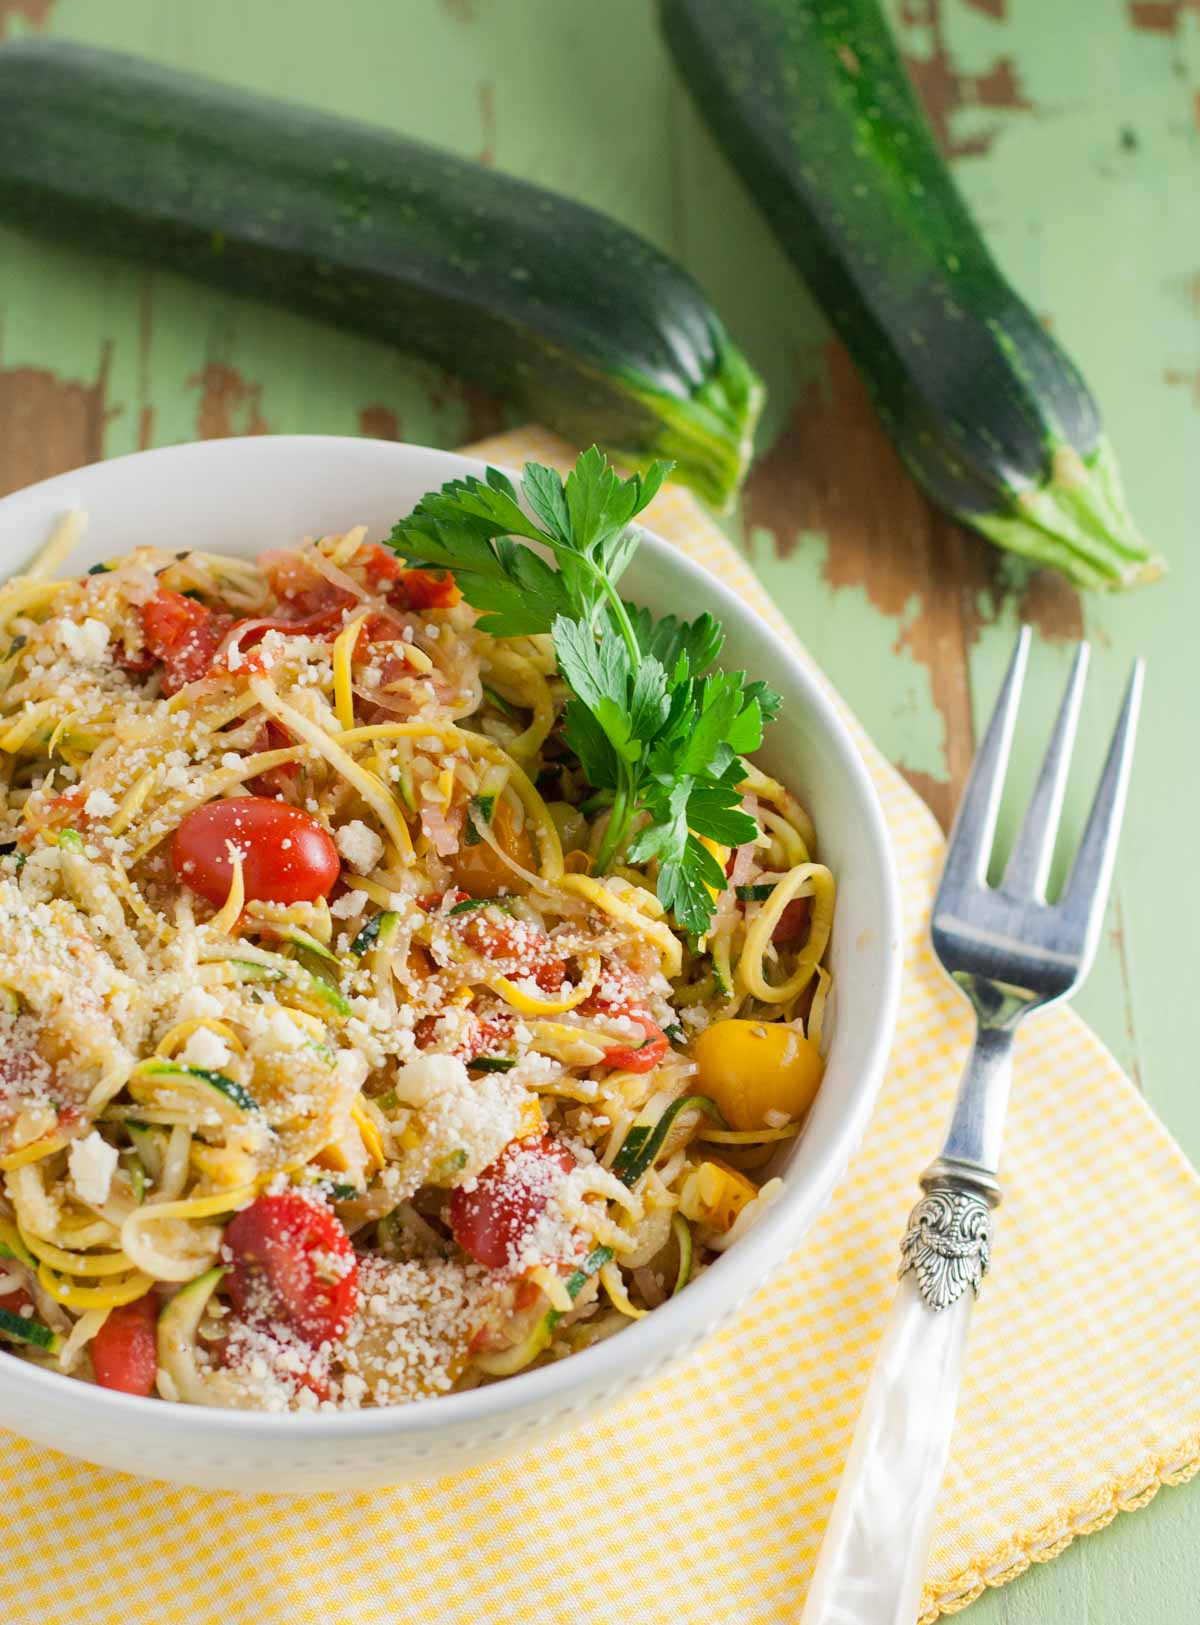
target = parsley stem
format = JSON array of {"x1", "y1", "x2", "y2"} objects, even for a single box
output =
[
  {"x1": 598, "y1": 571, "x2": 643, "y2": 672},
  {"x1": 593, "y1": 772, "x2": 633, "y2": 873}
]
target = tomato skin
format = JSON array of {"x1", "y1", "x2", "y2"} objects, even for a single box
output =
[
  {"x1": 602, "y1": 1020, "x2": 669, "y2": 1074},
  {"x1": 90, "y1": 1296, "x2": 159, "y2": 1396},
  {"x1": 361, "y1": 612, "x2": 406, "y2": 645},
  {"x1": 581, "y1": 967, "x2": 670, "y2": 1072},
  {"x1": 457, "y1": 909, "x2": 566, "y2": 993},
  {"x1": 171, "y1": 797, "x2": 340, "y2": 907},
  {"x1": 359, "y1": 543, "x2": 405, "y2": 589},
  {"x1": 414, "y1": 1010, "x2": 514, "y2": 1065},
  {"x1": 258, "y1": 550, "x2": 356, "y2": 623},
  {"x1": 223, "y1": 1192, "x2": 358, "y2": 1346},
  {"x1": 771, "y1": 896, "x2": 812, "y2": 946},
  {"x1": 140, "y1": 590, "x2": 234, "y2": 695},
  {"x1": 391, "y1": 567, "x2": 460, "y2": 611},
  {"x1": 448, "y1": 799, "x2": 536, "y2": 899},
  {"x1": 449, "y1": 1135, "x2": 575, "y2": 1270},
  {"x1": 246, "y1": 721, "x2": 300, "y2": 799},
  {"x1": 356, "y1": 544, "x2": 459, "y2": 609},
  {"x1": 0, "y1": 1287, "x2": 32, "y2": 1314}
]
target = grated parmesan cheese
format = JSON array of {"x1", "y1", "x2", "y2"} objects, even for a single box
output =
[
  {"x1": 335, "y1": 820, "x2": 385, "y2": 874},
  {"x1": 68, "y1": 1131, "x2": 118, "y2": 1206}
]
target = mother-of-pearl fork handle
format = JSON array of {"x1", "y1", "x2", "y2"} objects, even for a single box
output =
[{"x1": 800, "y1": 1274, "x2": 974, "y2": 1625}]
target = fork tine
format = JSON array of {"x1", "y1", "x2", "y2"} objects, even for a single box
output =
[
  {"x1": 938, "y1": 626, "x2": 1031, "y2": 897},
  {"x1": 1001, "y1": 643, "x2": 1090, "y2": 899},
  {"x1": 1060, "y1": 658, "x2": 1145, "y2": 965}
]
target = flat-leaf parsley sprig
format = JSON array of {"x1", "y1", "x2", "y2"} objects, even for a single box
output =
[{"x1": 390, "y1": 448, "x2": 780, "y2": 935}]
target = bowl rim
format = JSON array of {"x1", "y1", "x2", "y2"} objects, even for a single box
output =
[{"x1": 0, "y1": 434, "x2": 903, "y2": 1444}]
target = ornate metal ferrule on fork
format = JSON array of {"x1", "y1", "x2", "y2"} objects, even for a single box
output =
[
  {"x1": 802, "y1": 628, "x2": 1144, "y2": 1625},
  {"x1": 896, "y1": 632, "x2": 1143, "y2": 1312}
]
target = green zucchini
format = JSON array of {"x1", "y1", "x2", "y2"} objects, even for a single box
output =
[
  {"x1": 157, "y1": 1267, "x2": 241, "y2": 1406},
  {"x1": 473, "y1": 1245, "x2": 613, "y2": 1377},
  {"x1": 275, "y1": 926, "x2": 339, "y2": 965},
  {"x1": 227, "y1": 955, "x2": 351, "y2": 1020},
  {"x1": 0, "y1": 39, "x2": 762, "y2": 510},
  {"x1": 349, "y1": 910, "x2": 403, "y2": 959},
  {"x1": 612, "y1": 1094, "x2": 725, "y2": 1186},
  {"x1": 467, "y1": 1055, "x2": 517, "y2": 1074},
  {"x1": 464, "y1": 796, "x2": 496, "y2": 846},
  {"x1": 132, "y1": 1059, "x2": 259, "y2": 1117},
  {"x1": 0, "y1": 1219, "x2": 35, "y2": 1270},
  {"x1": 294, "y1": 1169, "x2": 359, "y2": 1202},
  {"x1": 480, "y1": 684, "x2": 519, "y2": 720},
  {"x1": 125, "y1": 1121, "x2": 163, "y2": 1182},
  {"x1": 0, "y1": 1305, "x2": 61, "y2": 1354},
  {"x1": 659, "y1": 0, "x2": 1162, "y2": 589},
  {"x1": 447, "y1": 896, "x2": 513, "y2": 916},
  {"x1": 735, "y1": 883, "x2": 775, "y2": 902}
]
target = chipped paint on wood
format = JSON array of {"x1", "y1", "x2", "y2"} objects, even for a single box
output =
[
  {"x1": 1126, "y1": 0, "x2": 1198, "y2": 33},
  {"x1": 188, "y1": 363, "x2": 269, "y2": 439},
  {"x1": 0, "y1": 347, "x2": 115, "y2": 496},
  {"x1": 897, "y1": 0, "x2": 1032, "y2": 159},
  {"x1": 743, "y1": 343, "x2": 1080, "y2": 825},
  {"x1": 744, "y1": 518, "x2": 954, "y2": 809},
  {"x1": 358, "y1": 404, "x2": 402, "y2": 441},
  {"x1": 429, "y1": 373, "x2": 505, "y2": 444},
  {"x1": 1165, "y1": 365, "x2": 1200, "y2": 405},
  {"x1": 0, "y1": 0, "x2": 54, "y2": 39}
]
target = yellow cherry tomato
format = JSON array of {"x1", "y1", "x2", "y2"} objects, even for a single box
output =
[
  {"x1": 678, "y1": 1160, "x2": 759, "y2": 1232},
  {"x1": 691, "y1": 1018, "x2": 824, "y2": 1131},
  {"x1": 449, "y1": 796, "x2": 535, "y2": 897}
]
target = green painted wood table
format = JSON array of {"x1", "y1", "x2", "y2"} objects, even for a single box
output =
[{"x1": 0, "y1": 0, "x2": 1195, "y2": 1618}]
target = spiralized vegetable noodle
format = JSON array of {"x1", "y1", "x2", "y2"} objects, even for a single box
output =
[{"x1": 0, "y1": 514, "x2": 832, "y2": 1410}]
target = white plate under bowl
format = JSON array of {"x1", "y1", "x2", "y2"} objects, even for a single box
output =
[{"x1": 0, "y1": 436, "x2": 901, "y2": 1491}]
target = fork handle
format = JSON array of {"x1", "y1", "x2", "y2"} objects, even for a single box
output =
[{"x1": 799, "y1": 1273, "x2": 974, "y2": 1625}]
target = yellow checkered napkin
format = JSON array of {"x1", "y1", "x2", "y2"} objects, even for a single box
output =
[{"x1": 3, "y1": 427, "x2": 1199, "y2": 1625}]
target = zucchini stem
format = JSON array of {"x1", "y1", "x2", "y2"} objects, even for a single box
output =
[{"x1": 976, "y1": 437, "x2": 1164, "y2": 591}]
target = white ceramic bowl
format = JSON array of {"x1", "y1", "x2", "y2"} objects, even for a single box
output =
[{"x1": 0, "y1": 436, "x2": 901, "y2": 1491}]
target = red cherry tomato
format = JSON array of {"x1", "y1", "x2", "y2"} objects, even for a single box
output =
[
  {"x1": 171, "y1": 797, "x2": 340, "y2": 907},
  {"x1": 223, "y1": 1192, "x2": 359, "y2": 1346},
  {"x1": 246, "y1": 721, "x2": 300, "y2": 799},
  {"x1": 359, "y1": 543, "x2": 406, "y2": 589},
  {"x1": 140, "y1": 590, "x2": 234, "y2": 695},
  {"x1": 458, "y1": 911, "x2": 566, "y2": 993},
  {"x1": 414, "y1": 1010, "x2": 515, "y2": 1065},
  {"x1": 356, "y1": 544, "x2": 460, "y2": 610},
  {"x1": 771, "y1": 896, "x2": 812, "y2": 946},
  {"x1": 602, "y1": 1019, "x2": 670, "y2": 1074},
  {"x1": 390, "y1": 567, "x2": 461, "y2": 611},
  {"x1": 361, "y1": 612, "x2": 407, "y2": 645},
  {"x1": 449, "y1": 1135, "x2": 576, "y2": 1270},
  {"x1": 581, "y1": 966, "x2": 671, "y2": 1073},
  {"x1": 91, "y1": 1295, "x2": 159, "y2": 1396},
  {"x1": 0, "y1": 1287, "x2": 32, "y2": 1314}
]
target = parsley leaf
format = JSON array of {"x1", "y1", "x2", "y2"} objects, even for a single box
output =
[
  {"x1": 626, "y1": 605, "x2": 724, "y2": 675},
  {"x1": 389, "y1": 448, "x2": 782, "y2": 935}
]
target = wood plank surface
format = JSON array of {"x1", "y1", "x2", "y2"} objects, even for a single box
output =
[{"x1": 0, "y1": 1, "x2": 1195, "y2": 1618}]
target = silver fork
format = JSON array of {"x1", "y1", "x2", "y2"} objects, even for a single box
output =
[{"x1": 801, "y1": 628, "x2": 1144, "y2": 1625}]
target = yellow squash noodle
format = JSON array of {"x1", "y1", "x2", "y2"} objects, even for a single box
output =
[{"x1": 737, "y1": 863, "x2": 836, "y2": 1004}]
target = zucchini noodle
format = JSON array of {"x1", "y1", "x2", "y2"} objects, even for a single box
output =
[
  {"x1": 737, "y1": 863, "x2": 835, "y2": 1004},
  {"x1": 0, "y1": 513, "x2": 832, "y2": 1410}
]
